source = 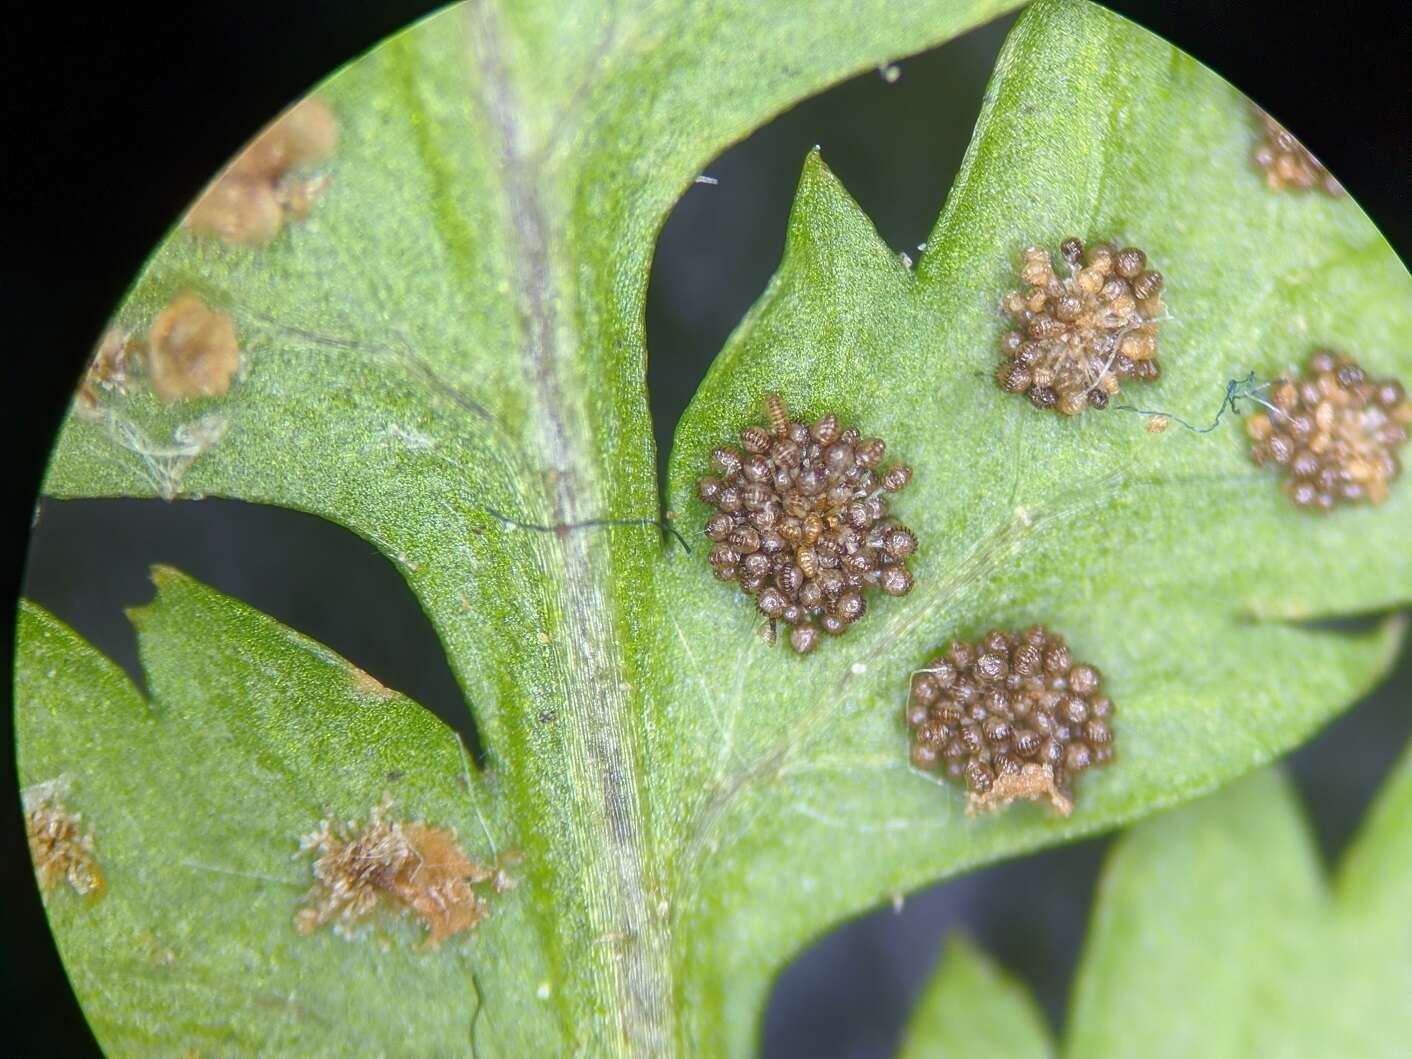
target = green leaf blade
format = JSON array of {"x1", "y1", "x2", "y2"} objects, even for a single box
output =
[
  {"x1": 33, "y1": 0, "x2": 1023, "y2": 1051},
  {"x1": 664, "y1": 1, "x2": 1411, "y2": 1049},
  {"x1": 17, "y1": 585, "x2": 553, "y2": 1057},
  {"x1": 24, "y1": 0, "x2": 1412, "y2": 1053}
]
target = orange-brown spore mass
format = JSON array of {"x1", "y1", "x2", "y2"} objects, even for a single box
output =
[
  {"x1": 26, "y1": 794, "x2": 105, "y2": 899},
  {"x1": 185, "y1": 97, "x2": 337, "y2": 245},
  {"x1": 1246, "y1": 350, "x2": 1412, "y2": 511},
  {"x1": 295, "y1": 803, "x2": 495, "y2": 948},
  {"x1": 145, "y1": 294, "x2": 241, "y2": 401}
]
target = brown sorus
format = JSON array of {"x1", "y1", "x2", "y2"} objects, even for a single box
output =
[
  {"x1": 906, "y1": 627, "x2": 1115, "y2": 815},
  {"x1": 186, "y1": 97, "x2": 338, "y2": 245},
  {"x1": 696, "y1": 394, "x2": 917, "y2": 654},
  {"x1": 1251, "y1": 107, "x2": 1344, "y2": 197},
  {"x1": 146, "y1": 294, "x2": 241, "y2": 401},
  {"x1": 996, "y1": 238, "x2": 1164, "y2": 416},
  {"x1": 1246, "y1": 349, "x2": 1412, "y2": 511}
]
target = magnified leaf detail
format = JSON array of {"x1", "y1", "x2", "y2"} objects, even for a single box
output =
[{"x1": 18, "y1": 0, "x2": 1412, "y2": 1053}]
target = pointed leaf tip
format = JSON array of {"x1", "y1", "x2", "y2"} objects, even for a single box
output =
[
  {"x1": 147, "y1": 563, "x2": 186, "y2": 590},
  {"x1": 784, "y1": 150, "x2": 909, "y2": 283},
  {"x1": 900, "y1": 931, "x2": 1054, "y2": 1059}
]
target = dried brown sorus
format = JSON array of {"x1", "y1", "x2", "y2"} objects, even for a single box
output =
[
  {"x1": 1252, "y1": 107, "x2": 1344, "y2": 197},
  {"x1": 906, "y1": 626, "x2": 1115, "y2": 815},
  {"x1": 25, "y1": 791, "x2": 105, "y2": 899},
  {"x1": 145, "y1": 293, "x2": 241, "y2": 402},
  {"x1": 1246, "y1": 349, "x2": 1412, "y2": 511},
  {"x1": 697, "y1": 394, "x2": 917, "y2": 654},
  {"x1": 295, "y1": 801, "x2": 496, "y2": 948},
  {"x1": 996, "y1": 237, "x2": 1164, "y2": 416},
  {"x1": 185, "y1": 97, "x2": 338, "y2": 245}
]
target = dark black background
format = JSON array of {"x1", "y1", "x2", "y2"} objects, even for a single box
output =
[{"x1": 3, "y1": 2, "x2": 1409, "y2": 1055}]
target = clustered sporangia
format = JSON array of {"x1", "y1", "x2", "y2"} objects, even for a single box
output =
[
  {"x1": 906, "y1": 627, "x2": 1115, "y2": 815},
  {"x1": 1252, "y1": 107, "x2": 1344, "y2": 197},
  {"x1": 25, "y1": 793, "x2": 105, "y2": 899},
  {"x1": 295, "y1": 801, "x2": 505, "y2": 948},
  {"x1": 1246, "y1": 350, "x2": 1412, "y2": 511},
  {"x1": 996, "y1": 238, "x2": 1164, "y2": 415},
  {"x1": 185, "y1": 97, "x2": 338, "y2": 245},
  {"x1": 697, "y1": 394, "x2": 917, "y2": 654}
]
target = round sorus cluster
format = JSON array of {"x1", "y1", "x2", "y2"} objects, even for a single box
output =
[
  {"x1": 905, "y1": 627, "x2": 1115, "y2": 816},
  {"x1": 1252, "y1": 107, "x2": 1343, "y2": 197},
  {"x1": 1246, "y1": 350, "x2": 1412, "y2": 511},
  {"x1": 996, "y1": 238, "x2": 1164, "y2": 416},
  {"x1": 696, "y1": 394, "x2": 917, "y2": 654}
]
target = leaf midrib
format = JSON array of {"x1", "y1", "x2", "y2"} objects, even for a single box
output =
[{"x1": 464, "y1": 2, "x2": 672, "y2": 1053}]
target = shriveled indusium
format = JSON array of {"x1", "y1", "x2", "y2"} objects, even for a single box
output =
[
  {"x1": 996, "y1": 238, "x2": 1164, "y2": 415},
  {"x1": 25, "y1": 791, "x2": 105, "y2": 899},
  {"x1": 1246, "y1": 350, "x2": 1412, "y2": 512},
  {"x1": 295, "y1": 801, "x2": 499, "y2": 948},
  {"x1": 76, "y1": 326, "x2": 136, "y2": 411},
  {"x1": 906, "y1": 627, "x2": 1115, "y2": 816},
  {"x1": 697, "y1": 394, "x2": 917, "y2": 654}
]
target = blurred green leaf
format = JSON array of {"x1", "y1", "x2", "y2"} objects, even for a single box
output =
[
  {"x1": 898, "y1": 935, "x2": 1053, "y2": 1059},
  {"x1": 906, "y1": 734, "x2": 1412, "y2": 1059},
  {"x1": 21, "y1": 0, "x2": 1412, "y2": 1053}
]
